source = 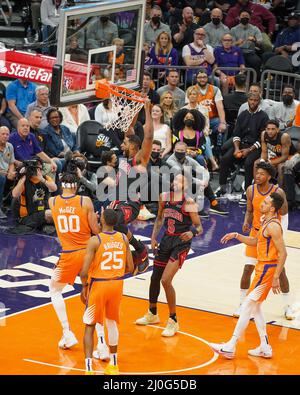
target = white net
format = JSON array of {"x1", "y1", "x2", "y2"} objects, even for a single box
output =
[{"x1": 104, "y1": 86, "x2": 145, "y2": 134}]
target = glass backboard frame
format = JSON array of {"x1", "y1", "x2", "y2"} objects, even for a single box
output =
[{"x1": 51, "y1": 0, "x2": 145, "y2": 107}]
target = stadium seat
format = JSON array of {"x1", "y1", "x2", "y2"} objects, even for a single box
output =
[
  {"x1": 285, "y1": 126, "x2": 300, "y2": 204},
  {"x1": 263, "y1": 55, "x2": 294, "y2": 73}
]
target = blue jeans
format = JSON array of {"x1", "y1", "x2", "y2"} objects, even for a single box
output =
[
  {"x1": 204, "y1": 135, "x2": 213, "y2": 159},
  {"x1": 0, "y1": 174, "x2": 6, "y2": 207}
]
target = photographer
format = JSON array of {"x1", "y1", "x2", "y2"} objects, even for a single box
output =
[
  {"x1": 12, "y1": 157, "x2": 57, "y2": 231},
  {"x1": 65, "y1": 153, "x2": 97, "y2": 201}
]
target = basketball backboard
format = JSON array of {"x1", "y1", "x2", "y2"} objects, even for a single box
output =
[{"x1": 50, "y1": 0, "x2": 145, "y2": 107}]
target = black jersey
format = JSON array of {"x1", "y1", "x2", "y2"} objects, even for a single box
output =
[
  {"x1": 115, "y1": 155, "x2": 141, "y2": 202},
  {"x1": 162, "y1": 193, "x2": 192, "y2": 235},
  {"x1": 264, "y1": 131, "x2": 296, "y2": 159}
]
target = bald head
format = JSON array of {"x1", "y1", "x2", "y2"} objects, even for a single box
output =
[
  {"x1": 182, "y1": 7, "x2": 194, "y2": 24},
  {"x1": 17, "y1": 118, "x2": 30, "y2": 138},
  {"x1": 211, "y1": 8, "x2": 223, "y2": 18}
]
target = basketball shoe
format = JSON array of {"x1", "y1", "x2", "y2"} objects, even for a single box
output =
[
  {"x1": 284, "y1": 305, "x2": 295, "y2": 320},
  {"x1": 161, "y1": 318, "x2": 179, "y2": 337},
  {"x1": 136, "y1": 244, "x2": 150, "y2": 274},
  {"x1": 93, "y1": 343, "x2": 110, "y2": 361},
  {"x1": 104, "y1": 364, "x2": 119, "y2": 375},
  {"x1": 58, "y1": 330, "x2": 78, "y2": 349},
  {"x1": 209, "y1": 342, "x2": 236, "y2": 359},
  {"x1": 138, "y1": 205, "x2": 156, "y2": 221},
  {"x1": 135, "y1": 311, "x2": 160, "y2": 325},
  {"x1": 248, "y1": 344, "x2": 273, "y2": 358}
]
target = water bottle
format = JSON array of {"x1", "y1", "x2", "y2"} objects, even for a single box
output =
[{"x1": 217, "y1": 132, "x2": 223, "y2": 147}]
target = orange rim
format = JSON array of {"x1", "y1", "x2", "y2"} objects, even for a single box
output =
[{"x1": 95, "y1": 80, "x2": 145, "y2": 103}]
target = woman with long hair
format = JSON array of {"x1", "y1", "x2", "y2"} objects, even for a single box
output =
[
  {"x1": 172, "y1": 108, "x2": 207, "y2": 167},
  {"x1": 151, "y1": 104, "x2": 172, "y2": 159},
  {"x1": 149, "y1": 31, "x2": 179, "y2": 66},
  {"x1": 184, "y1": 86, "x2": 219, "y2": 171},
  {"x1": 159, "y1": 90, "x2": 178, "y2": 129},
  {"x1": 94, "y1": 99, "x2": 118, "y2": 127}
]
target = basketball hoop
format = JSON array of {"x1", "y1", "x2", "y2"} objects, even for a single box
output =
[{"x1": 95, "y1": 79, "x2": 145, "y2": 133}]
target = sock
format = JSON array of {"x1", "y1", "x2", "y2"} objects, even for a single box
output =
[
  {"x1": 129, "y1": 236, "x2": 144, "y2": 253},
  {"x1": 253, "y1": 304, "x2": 268, "y2": 347},
  {"x1": 228, "y1": 298, "x2": 256, "y2": 348},
  {"x1": 85, "y1": 358, "x2": 93, "y2": 371},
  {"x1": 95, "y1": 323, "x2": 105, "y2": 345},
  {"x1": 240, "y1": 289, "x2": 248, "y2": 305},
  {"x1": 149, "y1": 306, "x2": 157, "y2": 315},
  {"x1": 210, "y1": 199, "x2": 218, "y2": 207},
  {"x1": 110, "y1": 353, "x2": 118, "y2": 366},
  {"x1": 170, "y1": 313, "x2": 177, "y2": 323},
  {"x1": 50, "y1": 285, "x2": 69, "y2": 332},
  {"x1": 281, "y1": 292, "x2": 290, "y2": 308}
]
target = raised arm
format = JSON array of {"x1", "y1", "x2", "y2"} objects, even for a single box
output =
[
  {"x1": 151, "y1": 194, "x2": 165, "y2": 254},
  {"x1": 135, "y1": 99, "x2": 153, "y2": 166}
]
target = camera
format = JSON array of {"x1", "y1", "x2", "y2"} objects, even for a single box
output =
[
  {"x1": 19, "y1": 159, "x2": 41, "y2": 178},
  {"x1": 64, "y1": 154, "x2": 86, "y2": 174}
]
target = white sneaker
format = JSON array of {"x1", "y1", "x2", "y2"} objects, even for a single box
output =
[
  {"x1": 248, "y1": 344, "x2": 272, "y2": 358},
  {"x1": 284, "y1": 305, "x2": 295, "y2": 320},
  {"x1": 233, "y1": 304, "x2": 242, "y2": 318},
  {"x1": 58, "y1": 330, "x2": 78, "y2": 349},
  {"x1": 138, "y1": 205, "x2": 156, "y2": 221},
  {"x1": 93, "y1": 342, "x2": 110, "y2": 361},
  {"x1": 135, "y1": 311, "x2": 160, "y2": 326},
  {"x1": 161, "y1": 318, "x2": 179, "y2": 337},
  {"x1": 209, "y1": 342, "x2": 236, "y2": 359}
]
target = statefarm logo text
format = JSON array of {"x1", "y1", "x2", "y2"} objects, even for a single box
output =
[{"x1": 0, "y1": 60, "x2": 52, "y2": 83}]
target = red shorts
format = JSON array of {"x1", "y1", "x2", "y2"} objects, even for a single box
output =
[
  {"x1": 83, "y1": 279, "x2": 124, "y2": 325},
  {"x1": 247, "y1": 261, "x2": 277, "y2": 302},
  {"x1": 51, "y1": 248, "x2": 86, "y2": 285}
]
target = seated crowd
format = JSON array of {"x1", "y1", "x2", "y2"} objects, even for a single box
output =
[{"x1": 0, "y1": 0, "x2": 300, "y2": 228}]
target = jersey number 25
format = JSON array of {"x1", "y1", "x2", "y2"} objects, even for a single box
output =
[{"x1": 101, "y1": 251, "x2": 124, "y2": 270}]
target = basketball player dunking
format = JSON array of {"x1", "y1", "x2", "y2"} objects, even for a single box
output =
[{"x1": 135, "y1": 174, "x2": 203, "y2": 337}]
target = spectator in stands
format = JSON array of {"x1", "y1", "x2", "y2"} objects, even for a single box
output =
[
  {"x1": 211, "y1": 1, "x2": 234, "y2": 14},
  {"x1": 65, "y1": 35, "x2": 88, "y2": 63},
  {"x1": 30, "y1": 0, "x2": 42, "y2": 42},
  {"x1": 159, "y1": 91, "x2": 178, "y2": 128},
  {"x1": 108, "y1": 38, "x2": 125, "y2": 65},
  {"x1": 157, "y1": 69, "x2": 186, "y2": 109},
  {"x1": 143, "y1": 42, "x2": 152, "y2": 66},
  {"x1": 59, "y1": 104, "x2": 90, "y2": 135},
  {"x1": 167, "y1": 141, "x2": 228, "y2": 216},
  {"x1": 144, "y1": 5, "x2": 171, "y2": 46},
  {"x1": 94, "y1": 99, "x2": 118, "y2": 127},
  {"x1": 182, "y1": 28, "x2": 215, "y2": 86},
  {"x1": 25, "y1": 86, "x2": 51, "y2": 130},
  {"x1": 194, "y1": 69, "x2": 227, "y2": 149},
  {"x1": 86, "y1": 15, "x2": 118, "y2": 49},
  {"x1": 138, "y1": 71, "x2": 160, "y2": 125},
  {"x1": 0, "y1": 126, "x2": 15, "y2": 219},
  {"x1": 41, "y1": 0, "x2": 66, "y2": 55},
  {"x1": 238, "y1": 83, "x2": 274, "y2": 117},
  {"x1": 28, "y1": 108, "x2": 47, "y2": 152},
  {"x1": 257, "y1": 119, "x2": 294, "y2": 186},
  {"x1": 230, "y1": 10, "x2": 263, "y2": 76},
  {"x1": 171, "y1": 6, "x2": 198, "y2": 51},
  {"x1": 172, "y1": 108, "x2": 207, "y2": 167},
  {"x1": 152, "y1": 105, "x2": 172, "y2": 159},
  {"x1": 225, "y1": 0, "x2": 276, "y2": 53},
  {"x1": 44, "y1": 109, "x2": 80, "y2": 160},
  {"x1": 6, "y1": 79, "x2": 36, "y2": 129},
  {"x1": 213, "y1": 33, "x2": 245, "y2": 94},
  {"x1": 223, "y1": 73, "x2": 248, "y2": 136},
  {"x1": 149, "y1": 31, "x2": 179, "y2": 66},
  {"x1": 283, "y1": 138, "x2": 300, "y2": 210},
  {"x1": 183, "y1": 87, "x2": 218, "y2": 171},
  {"x1": 0, "y1": 82, "x2": 10, "y2": 129},
  {"x1": 269, "y1": 85, "x2": 299, "y2": 131},
  {"x1": 217, "y1": 92, "x2": 269, "y2": 204},
  {"x1": 9, "y1": 118, "x2": 57, "y2": 172},
  {"x1": 203, "y1": 8, "x2": 230, "y2": 49}
]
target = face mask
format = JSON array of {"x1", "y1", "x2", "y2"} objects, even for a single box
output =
[
  {"x1": 184, "y1": 119, "x2": 195, "y2": 128},
  {"x1": 282, "y1": 95, "x2": 294, "y2": 106},
  {"x1": 151, "y1": 16, "x2": 161, "y2": 24},
  {"x1": 100, "y1": 16, "x2": 109, "y2": 23},
  {"x1": 212, "y1": 18, "x2": 221, "y2": 26},
  {"x1": 175, "y1": 151, "x2": 186, "y2": 162},
  {"x1": 151, "y1": 151, "x2": 160, "y2": 160},
  {"x1": 240, "y1": 17, "x2": 249, "y2": 25}
]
